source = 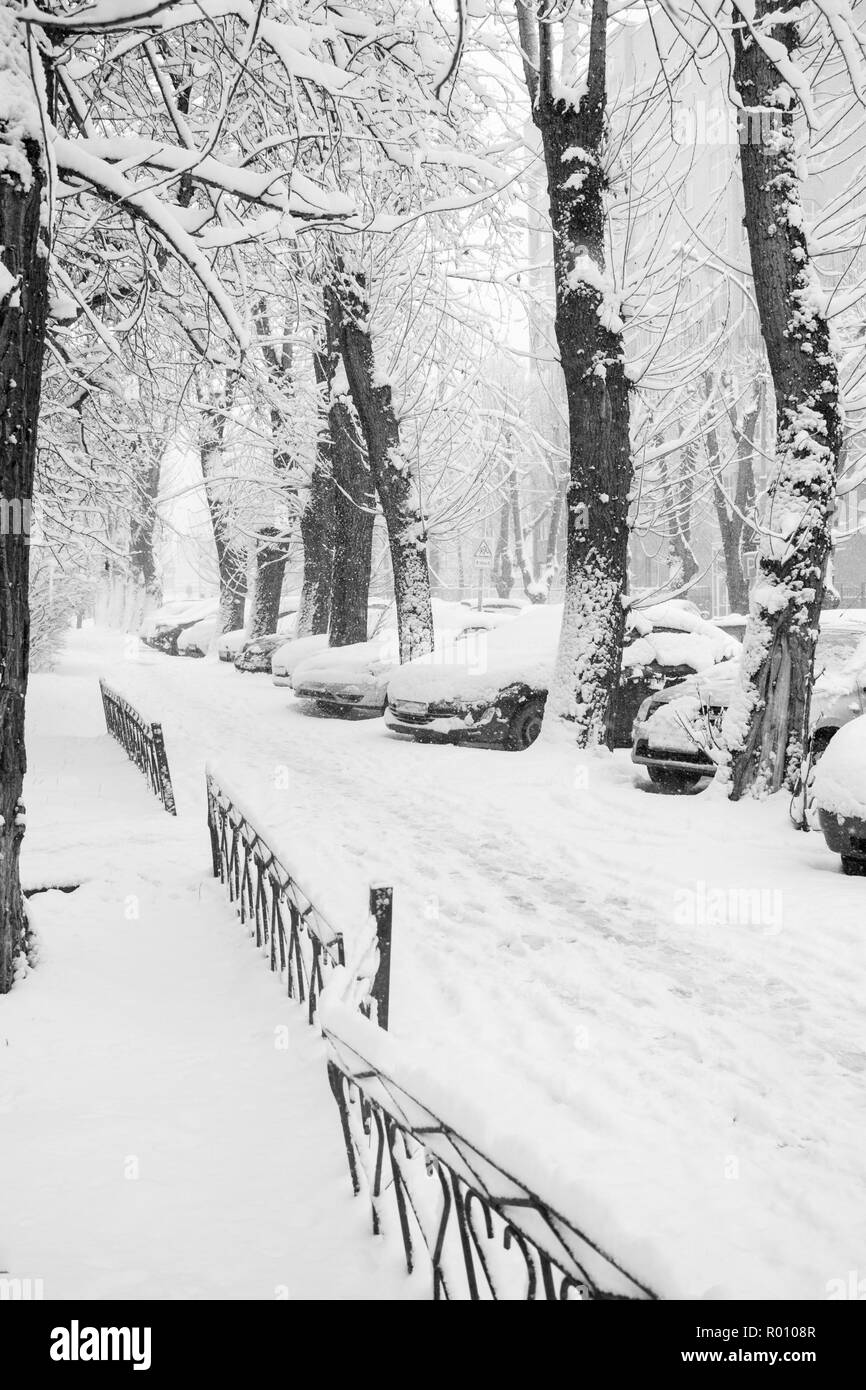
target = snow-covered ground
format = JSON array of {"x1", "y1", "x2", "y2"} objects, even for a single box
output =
[
  {"x1": 7, "y1": 625, "x2": 866, "y2": 1300},
  {"x1": 1, "y1": 649, "x2": 415, "y2": 1300}
]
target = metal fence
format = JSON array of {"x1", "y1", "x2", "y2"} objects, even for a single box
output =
[
  {"x1": 205, "y1": 768, "x2": 392, "y2": 1026},
  {"x1": 324, "y1": 1022, "x2": 656, "y2": 1301},
  {"x1": 99, "y1": 679, "x2": 176, "y2": 814}
]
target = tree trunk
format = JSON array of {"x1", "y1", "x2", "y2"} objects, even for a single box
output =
[
  {"x1": 330, "y1": 410, "x2": 375, "y2": 647},
  {"x1": 316, "y1": 293, "x2": 373, "y2": 647},
  {"x1": 296, "y1": 448, "x2": 335, "y2": 638},
  {"x1": 248, "y1": 525, "x2": 288, "y2": 638},
  {"x1": 544, "y1": 472, "x2": 566, "y2": 588},
  {"x1": 492, "y1": 490, "x2": 514, "y2": 598},
  {"x1": 328, "y1": 267, "x2": 433, "y2": 663},
  {"x1": 254, "y1": 313, "x2": 297, "y2": 636},
  {"x1": 209, "y1": 512, "x2": 247, "y2": 635},
  {"x1": 128, "y1": 445, "x2": 163, "y2": 626},
  {"x1": 0, "y1": 126, "x2": 50, "y2": 991},
  {"x1": 704, "y1": 370, "x2": 760, "y2": 614},
  {"x1": 518, "y1": 0, "x2": 632, "y2": 742},
  {"x1": 725, "y1": 3, "x2": 843, "y2": 796},
  {"x1": 659, "y1": 433, "x2": 699, "y2": 591},
  {"x1": 510, "y1": 468, "x2": 544, "y2": 603},
  {"x1": 198, "y1": 374, "x2": 247, "y2": 637}
]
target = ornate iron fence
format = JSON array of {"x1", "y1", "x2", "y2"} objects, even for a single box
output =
[
  {"x1": 324, "y1": 1020, "x2": 657, "y2": 1302},
  {"x1": 99, "y1": 679, "x2": 176, "y2": 814},
  {"x1": 206, "y1": 767, "x2": 392, "y2": 1026}
]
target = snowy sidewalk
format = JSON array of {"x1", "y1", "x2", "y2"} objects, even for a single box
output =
[{"x1": 0, "y1": 677, "x2": 411, "y2": 1300}]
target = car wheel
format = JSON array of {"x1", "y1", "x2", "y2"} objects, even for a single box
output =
[
  {"x1": 506, "y1": 698, "x2": 544, "y2": 751},
  {"x1": 647, "y1": 765, "x2": 703, "y2": 792},
  {"x1": 841, "y1": 855, "x2": 866, "y2": 876}
]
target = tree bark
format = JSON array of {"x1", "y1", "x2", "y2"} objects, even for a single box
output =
[
  {"x1": 518, "y1": 0, "x2": 632, "y2": 742},
  {"x1": 492, "y1": 489, "x2": 514, "y2": 598},
  {"x1": 297, "y1": 461, "x2": 334, "y2": 636},
  {"x1": 316, "y1": 290, "x2": 373, "y2": 646},
  {"x1": 330, "y1": 406, "x2": 374, "y2": 647},
  {"x1": 725, "y1": 3, "x2": 843, "y2": 796},
  {"x1": 198, "y1": 373, "x2": 247, "y2": 636},
  {"x1": 328, "y1": 266, "x2": 433, "y2": 663},
  {"x1": 248, "y1": 525, "x2": 288, "y2": 638},
  {"x1": 253, "y1": 311, "x2": 296, "y2": 636},
  {"x1": 128, "y1": 444, "x2": 163, "y2": 625},
  {"x1": 704, "y1": 370, "x2": 760, "y2": 614},
  {"x1": 0, "y1": 129, "x2": 50, "y2": 991}
]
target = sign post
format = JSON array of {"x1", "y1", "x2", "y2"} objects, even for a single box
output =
[{"x1": 473, "y1": 539, "x2": 493, "y2": 610}]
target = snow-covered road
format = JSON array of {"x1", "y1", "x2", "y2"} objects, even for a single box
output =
[{"x1": 12, "y1": 627, "x2": 866, "y2": 1299}]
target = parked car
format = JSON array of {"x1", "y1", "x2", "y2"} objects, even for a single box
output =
[
  {"x1": 178, "y1": 614, "x2": 219, "y2": 658},
  {"x1": 291, "y1": 601, "x2": 520, "y2": 717},
  {"x1": 813, "y1": 715, "x2": 866, "y2": 873},
  {"x1": 270, "y1": 599, "x2": 391, "y2": 687},
  {"x1": 139, "y1": 597, "x2": 217, "y2": 655},
  {"x1": 217, "y1": 596, "x2": 301, "y2": 663},
  {"x1": 384, "y1": 600, "x2": 737, "y2": 752},
  {"x1": 631, "y1": 609, "x2": 866, "y2": 791}
]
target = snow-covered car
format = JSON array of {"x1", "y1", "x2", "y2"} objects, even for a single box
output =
[
  {"x1": 232, "y1": 598, "x2": 309, "y2": 673},
  {"x1": 632, "y1": 609, "x2": 866, "y2": 791},
  {"x1": 234, "y1": 629, "x2": 297, "y2": 674},
  {"x1": 291, "y1": 601, "x2": 519, "y2": 718},
  {"x1": 139, "y1": 597, "x2": 217, "y2": 655},
  {"x1": 384, "y1": 600, "x2": 733, "y2": 752},
  {"x1": 218, "y1": 596, "x2": 301, "y2": 663},
  {"x1": 813, "y1": 715, "x2": 866, "y2": 874},
  {"x1": 270, "y1": 599, "x2": 391, "y2": 687},
  {"x1": 178, "y1": 614, "x2": 219, "y2": 658}
]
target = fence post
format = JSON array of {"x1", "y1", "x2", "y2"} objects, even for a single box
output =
[
  {"x1": 369, "y1": 884, "x2": 393, "y2": 1031},
  {"x1": 151, "y1": 723, "x2": 177, "y2": 815},
  {"x1": 206, "y1": 776, "x2": 221, "y2": 878}
]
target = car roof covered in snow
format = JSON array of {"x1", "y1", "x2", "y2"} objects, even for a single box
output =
[{"x1": 813, "y1": 714, "x2": 866, "y2": 820}]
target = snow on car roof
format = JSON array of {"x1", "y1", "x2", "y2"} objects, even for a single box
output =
[
  {"x1": 623, "y1": 631, "x2": 731, "y2": 674},
  {"x1": 813, "y1": 715, "x2": 866, "y2": 820},
  {"x1": 623, "y1": 609, "x2": 739, "y2": 670},
  {"x1": 271, "y1": 633, "x2": 329, "y2": 678},
  {"x1": 388, "y1": 603, "x2": 563, "y2": 706}
]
